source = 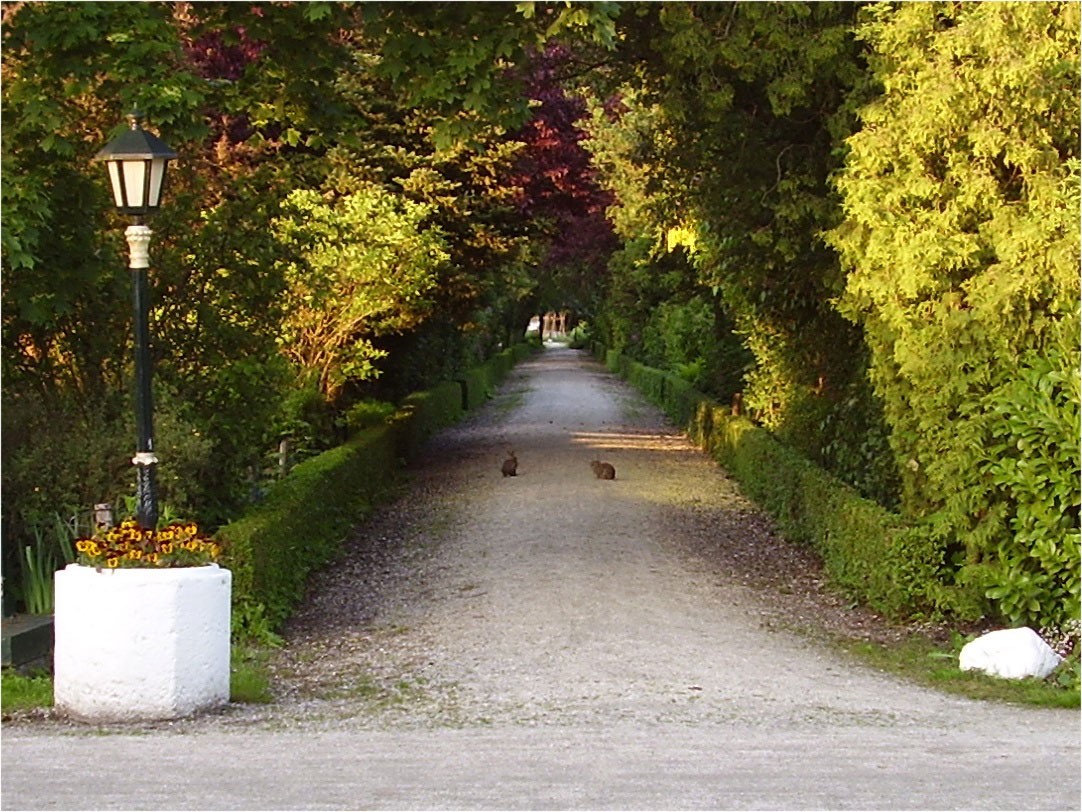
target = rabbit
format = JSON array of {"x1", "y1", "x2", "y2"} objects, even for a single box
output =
[
  {"x1": 501, "y1": 450, "x2": 518, "y2": 477},
  {"x1": 590, "y1": 459, "x2": 616, "y2": 480}
]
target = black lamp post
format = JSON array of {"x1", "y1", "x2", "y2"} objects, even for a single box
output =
[{"x1": 94, "y1": 112, "x2": 177, "y2": 530}]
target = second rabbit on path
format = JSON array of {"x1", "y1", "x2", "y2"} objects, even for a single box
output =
[
  {"x1": 590, "y1": 459, "x2": 616, "y2": 480},
  {"x1": 501, "y1": 451, "x2": 518, "y2": 477}
]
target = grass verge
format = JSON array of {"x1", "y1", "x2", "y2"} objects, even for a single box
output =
[
  {"x1": 4, "y1": 634, "x2": 1075, "y2": 715},
  {"x1": 840, "y1": 633, "x2": 1080, "y2": 709},
  {"x1": 1, "y1": 643, "x2": 277, "y2": 713},
  {"x1": 230, "y1": 643, "x2": 275, "y2": 704},
  {"x1": 1, "y1": 669, "x2": 52, "y2": 712}
]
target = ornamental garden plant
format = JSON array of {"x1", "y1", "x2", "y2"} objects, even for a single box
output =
[
  {"x1": 74, "y1": 520, "x2": 220, "y2": 569},
  {"x1": 57, "y1": 518, "x2": 232, "y2": 722}
]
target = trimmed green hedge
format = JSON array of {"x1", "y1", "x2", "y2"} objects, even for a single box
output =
[
  {"x1": 217, "y1": 425, "x2": 399, "y2": 635},
  {"x1": 458, "y1": 367, "x2": 490, "y2": 411},
  {"x1": 605, "y1": 348, "x2": 629, "y2": 376},
  {"x1": 461, "y1": 345, "x2": 536, "y2": 413},
  {"x1": 394, "y1": 380, "x2": 465, "y2": 461},
  {"x1": 602, "y1": 347, "x2": 948, "y2": 620},
  {"x1": 218, "y1": 342, "x2": 539, "y2": 639}
]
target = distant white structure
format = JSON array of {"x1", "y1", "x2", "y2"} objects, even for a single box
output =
[{"x1": 527, "y1": 312, "x2": 572, "y2": 340}]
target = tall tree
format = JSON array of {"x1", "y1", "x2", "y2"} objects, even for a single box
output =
[{"x1": 508, "y1": 44, "x2": 618, "y2": 325}]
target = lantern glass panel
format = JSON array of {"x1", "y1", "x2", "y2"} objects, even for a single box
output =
[
  {"x1": 106, "y1": 162, "x2": 126, "y2": 208},
  {"x1": 123, "y1": 159, "x2": 149, "y2": 209},
  {"x1": 147, "y1": 158, "x2": 167, "y2": 209}
]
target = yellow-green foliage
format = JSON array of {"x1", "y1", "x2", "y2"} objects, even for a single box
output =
[
  {"x1": 829, "y1": 2, "x2": 1080, "y2": 627},
  {"x1": 272, "y1": 186, "x2": 449, "y2": 399}
]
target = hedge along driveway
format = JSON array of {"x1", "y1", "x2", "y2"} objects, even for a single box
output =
[
  {"x1": 217, "y1": 425, "x2": 401, "y2": 636},
  {"x1": 218, "y1": 342, "x2": 537, "y2": 637},
  {"x1": 598, "y1": 345, "x2": 954, "y2": 621}
]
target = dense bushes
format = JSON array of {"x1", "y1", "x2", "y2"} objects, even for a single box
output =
[
  {"x1": 582, "y1": 3, "x2": 1080, "y2": 631},
  {"x1": 4, "y1": 3, "x2": 1077, "y2": 634},
  {"x1": 696, "y1": 407, "x2": 945, "y2": 619},
  {"x1": 952, "y1": 321, "x2": 1081, "y2": 628},
  {"x1": 394, "y1": 381, "x2": 466, "y2": 461},
  {"x1": 0, "y1": 4, "x2": 557, "y2": 608}
]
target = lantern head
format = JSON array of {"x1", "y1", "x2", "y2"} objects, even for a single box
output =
[{"x1": 94, "y1": 112, "x2": 177, "y2": 217}]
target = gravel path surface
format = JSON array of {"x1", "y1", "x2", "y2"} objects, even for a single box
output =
[
  {"x1": 267, "y1": 347, "x2": 942, "y2": 731},
  {"x1": 2, "y1": 346, "x2": 1079, "y2": 810}
]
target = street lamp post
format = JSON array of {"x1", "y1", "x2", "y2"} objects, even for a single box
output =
[{"x1": 94, "y1": 112, "x2": 177, "y2": 530}]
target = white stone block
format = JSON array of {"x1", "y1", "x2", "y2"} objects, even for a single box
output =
[
  {"x1": 958, "y1": 626, "x2": 1062, "y2": 680},
  {"x1": 54, "y1": 563, "x2": 231, "y2": 722}
]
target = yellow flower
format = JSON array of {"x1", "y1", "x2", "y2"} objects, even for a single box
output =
[{"x1": 75, "y1": 518, "x2": 215, "y2": 568}]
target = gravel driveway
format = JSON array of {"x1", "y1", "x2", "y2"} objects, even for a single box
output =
[{"x1": 2, "y1": 346, "x2": 1079, "y2": 810}]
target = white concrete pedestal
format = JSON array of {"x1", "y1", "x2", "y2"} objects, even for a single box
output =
[{"x1": 54, "y1": 563, "x2": 231, "y2": 722}]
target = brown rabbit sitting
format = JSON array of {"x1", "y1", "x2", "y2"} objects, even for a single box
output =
[
  {"x1": 501, "y1": 450, "x2": 518, "y2": 477},
  {"x1": 590, "y1": 459, "x2": 616, "y2": 480}
]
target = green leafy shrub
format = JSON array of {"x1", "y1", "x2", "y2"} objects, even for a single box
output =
[
  {"x1": 567, "y1": 323, "x2": 591, "y2": 350},
  {"x1": 829, "y1": 2, "x2": 1080, "y2": 629},
  {"x1": 339, "y1": 399, "x2": 397, "y2": 434},
  {"x1": 640, "y1": 297, "x2": 715, "y2": 378},
  {"x1": 513, "y1": 342, "x2": 539, "y2": 363},
  {"x1": 462, "y1": 342, "x2": 530, "y2": 413},
  {"x1": 706, "y1": 408, "x2": 945, "y2": 618},
  {"x1": 960, "y1": 325, "x2": 1081, "y2": 628},
  {"x1": 2, "y1": 389, "x2": 131, "y2": 541},
  {"x1": 458, "y1": 368, "x2": 491, "y2": 411},
  {"x1": 627, "y1": 362, "x2": 666, "y2": 405},
  {"x1": 661, "y1": 373, "x2": 711, "y2": 429},
  {"x1": 808, "y1": 374, "x2": 901, "y2": 511},
  {"x1": 605, "y1": 349, "x2": 631, "y2": 377}
]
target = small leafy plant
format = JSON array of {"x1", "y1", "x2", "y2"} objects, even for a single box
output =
[
  {"x1": 18, "y1": 512, "x2": 79, "y2": 614},
  {"x1": 74, "y1": 520, "x2": 220, "y2": 569}
]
